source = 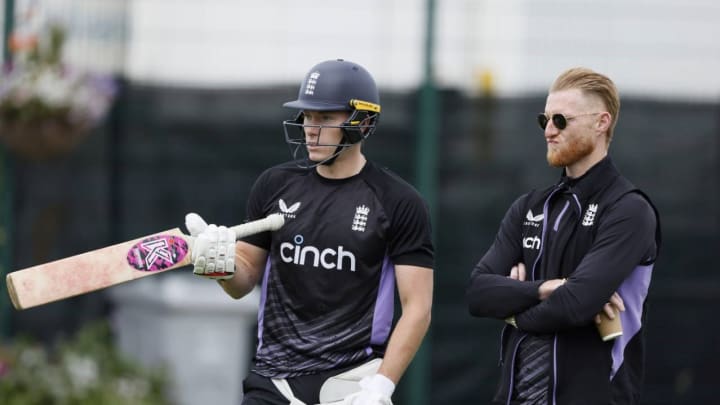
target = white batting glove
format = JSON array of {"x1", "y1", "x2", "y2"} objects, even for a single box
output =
[
  {"x1": 343, "y1": 374, "x2": 394, "y2": 405},
  {"x1": 185, "y1": 213, "x2": 236, "y2": 280}
]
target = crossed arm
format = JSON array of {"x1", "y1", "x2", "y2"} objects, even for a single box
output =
[
  {"x1": 506, "y1": 263, "x2": 624, "y2": 327},
  {"x1": 466, "y1": 194, "x2": 656, "y2": 333}
]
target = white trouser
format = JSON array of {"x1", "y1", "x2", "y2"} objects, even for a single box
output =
[{"x1": 271, "y1": 358, "x2": 388, "y2": 405}]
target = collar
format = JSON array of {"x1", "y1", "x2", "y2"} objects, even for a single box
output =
[
  {"x1": 556, "y1": 157, "x2": 621, "y2": 200},
  {"x1": 312, "y1": 159, "x2": 371, "y2": 184}
]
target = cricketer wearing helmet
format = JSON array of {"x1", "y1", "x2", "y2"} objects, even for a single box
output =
[
  {"x1": 282, "y1": 59, "x2": 382, "y2": 168},
  {"x1": 185, "y1": 59, "x2": 434, "y2": 405}
]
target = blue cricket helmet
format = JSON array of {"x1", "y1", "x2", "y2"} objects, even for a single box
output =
[
  {"x1": 282, "y1": 59, "x2": 382, "y2": 168},
  {"x1": 283, "y1": 59, "x2": 380, "y2": 111}
]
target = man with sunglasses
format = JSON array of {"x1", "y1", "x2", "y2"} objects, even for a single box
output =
[
  {"x1": 185, "y1": 59, "x2": 434, "y2": 404},
  {"x1": 466, "y1": 67, "x2": 661, "y2": 404}
]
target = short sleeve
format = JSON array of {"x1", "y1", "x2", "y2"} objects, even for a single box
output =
[
  {"x1": 240, "y1": 169, "x2": 274, "y2": 249},
  {"x1": 387, "y1": 192, "x2": 434, "y2": 269}
]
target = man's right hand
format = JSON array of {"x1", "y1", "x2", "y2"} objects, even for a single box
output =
[
  {"x1": 538, "y1": 278, "x2": 566, "y2": 300},
  {"x1": 511, "y1": 262, "x2": 567, "y2": 301},
  {"x1": 185, "y1": 213, "x2": 236, "y2": 280},
  {"x1": 509, "y1": 262, "x2": 526, "y2": 281}
]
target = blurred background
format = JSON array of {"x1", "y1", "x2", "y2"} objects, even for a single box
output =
[{"x1": 0, "y1": 0, "x2": 718, "y2": 404}]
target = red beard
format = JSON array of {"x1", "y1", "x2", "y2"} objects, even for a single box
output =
[{"x1": 547, "y1": 133, "x2": 594, "y2": 167}]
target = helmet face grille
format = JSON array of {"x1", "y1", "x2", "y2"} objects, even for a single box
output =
[{"x1": 282, "y1": 110, "x2": 379, "y2": 169}]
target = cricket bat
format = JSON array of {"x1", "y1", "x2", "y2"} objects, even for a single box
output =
[{"x1": 5, "y1": 214, "x2": 284, "y2": 310}]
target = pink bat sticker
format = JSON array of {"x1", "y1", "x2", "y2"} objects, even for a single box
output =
[{"x1": 126, "y1": 235, "x2": 189, "y2": 271}]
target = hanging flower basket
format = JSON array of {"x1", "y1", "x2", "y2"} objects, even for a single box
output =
[
  {"x1": 0, "y1": 117, "x2": 93, "y2": 161},
  {"x1": 0, "y1": 22, "x2": 116, "y2": 161}
]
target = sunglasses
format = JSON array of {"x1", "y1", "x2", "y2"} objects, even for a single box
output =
[{"x1": 537, "y1": 112, "x2": 601, "y2": 130}]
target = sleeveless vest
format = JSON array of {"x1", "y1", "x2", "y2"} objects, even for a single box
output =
[{"x1": 520, "y1": 174, "x2": 661, "y2": 282}]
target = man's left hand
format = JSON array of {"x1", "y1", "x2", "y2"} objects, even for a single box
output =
[
  {"x1": 343, "y1": 374, "x2": 394, "y2": 405},
  {"x1": 595, "y1": 292, "x2": 625, "y2": 324}
]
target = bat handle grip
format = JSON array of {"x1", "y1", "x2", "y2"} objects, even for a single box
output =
[
  {"x1": 185, "y1": 213, "x2": 285, "y2": 250},
  {"x1": 230, "y1": 213, "x2": 285, "y2": 240}
]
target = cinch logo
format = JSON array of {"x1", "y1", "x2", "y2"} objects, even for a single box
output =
[
  {"x1": 522, "y1": 236, "x2": 541, "y2": 250},
  {"x1": 280, "y1": 234, "x2": 356, "y2": 271},
  {"x1": 582, "y1": 204, "x2": 598, "y2": 226},
  {"x1": 279, "y1": 199, "x2": 301, "y2": 219},
  {"x1": 304, "y1": 72, "x2": 320, "y2": 95},
  {"x1": 523, "y1": 210, "x2": 544, "y2": 228}
]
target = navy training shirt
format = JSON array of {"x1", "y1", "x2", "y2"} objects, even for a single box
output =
[{"x1": 241, "y1": 160, "x2": 434, "y2": 378}]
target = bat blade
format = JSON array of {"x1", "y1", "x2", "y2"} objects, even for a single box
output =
[
  {"x1": 6, "y1": 228, "x2": 192, "y2": 310},
  {"x1": 6, "y1": 213, "x2": 285, "y2": 310}
]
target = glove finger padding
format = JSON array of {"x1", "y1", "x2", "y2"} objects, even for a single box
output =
[
  {"x1": 185, "y1": 212, "x2": 209, "y2": 237},
  {"x1": 192, "y1": 224, "x2": 236, "y2": 280}
]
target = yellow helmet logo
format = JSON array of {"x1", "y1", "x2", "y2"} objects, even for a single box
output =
[{"x1": 349, "y1": 99, "x2": 381, "y2": 113}]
